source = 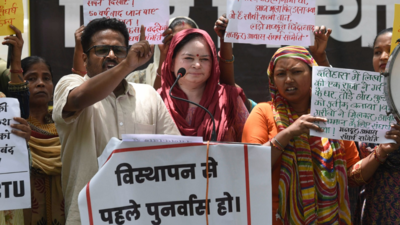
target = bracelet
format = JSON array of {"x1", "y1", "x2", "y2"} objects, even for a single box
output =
[
  {"x1": 8, "y1": 81, "x2": 28, "y2": 92},
  {"x1": 270, "y1": 137, "x2": 285, "y2": 152},
  {"x1": 156, "y1": 72, "x2": 161, "y2": 77},
  {"x1": 10, "y1": 68, "x2": 23, "y2": 73},
  {"x1": 373, "y1": 151, "x2": 384, "y2": 164},
  {"x1": 376, "y1": 146, "x2": 388, "y2": 162},
  {"x1": 373, "y1": 147, "x2": 386, "y2": 164},
  {"x1": 273, "y1": 137, "x2": 284, "y2": 149},
  {"x1": 72, "y1": 68, "x2": 87, "y2": 76},
  {"x1": 218, "y1": 51, "x2": 235, "y2": 63}
]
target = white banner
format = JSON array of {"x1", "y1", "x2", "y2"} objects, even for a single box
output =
[
  {"x1": 0, "y1": 98, "x2": 31, "y2": 210},
  {"x1": 224, "y1": 0, "x2": 316, "y2": 46},
  {"x1": 79, "y1": 138, "x2": 272, "y2": 225},
  {"x1": 83, "y1": 0, "x2": 170, "y2": 44},
  {"x1": 310, "y1": 66, "x2": 395, "y2": 143}
]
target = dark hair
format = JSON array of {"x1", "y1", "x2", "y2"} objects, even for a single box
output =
[
  {"x1": 373, "y1": 27, "x2": 393, "y2": 47},
  {"x1": 81, "y1": 18, "x2": 129, "y2": 53},
  {"x1": 169, "y1": 18, "x2": 197, "y2": 30},
  {"x1": 172, "y1": 33, "x2": 205, "y2": 59},
  {"x1": 21, "y1": 56, "x2": 52, "y2": 77}
]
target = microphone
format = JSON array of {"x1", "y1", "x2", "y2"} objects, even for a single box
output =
[{"x1": 169, "y1": 68, "x2": 217, "y2": 142}]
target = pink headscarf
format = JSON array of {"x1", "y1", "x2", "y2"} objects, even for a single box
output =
[{"x1": 158, "y1": 28, "x2": 245, "y2": 141}]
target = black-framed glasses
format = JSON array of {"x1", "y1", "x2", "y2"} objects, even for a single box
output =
[{"x1": 85, "y1": 45, "x2": 128, "y2": 58}]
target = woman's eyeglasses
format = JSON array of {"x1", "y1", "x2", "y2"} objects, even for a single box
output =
[{"x1": 85, "y1": 45, "x2": 128, "y2": 58}]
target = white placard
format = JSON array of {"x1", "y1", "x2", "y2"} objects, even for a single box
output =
[
  {"x1": 224, "y1": 0, "x2": 316, "y2": 46},
  {"x1": 79, "y1": 140, "x2": 272, "y2": 225},
  {"x1": 0, "y1": 98, "x2": 31, "y2": 210},
  {"x1": 122, "y1": 134, "x2": 203, "y2": 143},
  {"x1": 310, "y1": 66, "x2": 395, "y2": 143},
  {"x1": 83, "y1": 0, "x2": 170, "y2": 44},
  {"x1": 98, "y1": 135, "x2": 203, "y2": 168}
]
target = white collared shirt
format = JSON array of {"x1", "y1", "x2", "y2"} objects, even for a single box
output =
[{"x1": 53, "y1": 74, "x2": 180, "y2": 225}]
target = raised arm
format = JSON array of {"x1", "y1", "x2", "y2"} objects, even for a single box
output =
[
  {"x1": 2, "y1": 25, "x2": 24, "y2": 84},
  {"x1": 214, "y1": 14, "x2": 235, "y2": 86},
  {"x1": 309, "y1": 25, "x2": 332, "y2": 67},
  {"x1": 214, "y1": 15, "x2": 252, "y2": 111},
  {"x1": 1, "y1": 25, "x2": 31, "y2": 140},
  {"x1": 2, "y1": 25, "x2": 29, "y2": 118},
  {"x1": 154, "y1": 28, "x2": 174, "y2": 89},
  {"x1": 63, "y1": 26, "x2": 154, "y2": 113},
  {"x1": 72, "y1": 25, "x2": 87, "y2": 76}
]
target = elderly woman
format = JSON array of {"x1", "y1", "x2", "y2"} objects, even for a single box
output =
[
  {"x1": 242, "y1": 46, "x2": 400, "y2": 224},
  {"x1": 158, "y1": 28, "x2": 249, "y2": 141}
]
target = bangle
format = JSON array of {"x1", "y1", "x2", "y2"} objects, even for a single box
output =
[
  {"x1": 218, "y1": 51, "x2": 235, "y2": 63},
  {"x1": 373, "y1": 151, "x2": 384, "y2": 164},
  {"x1": 270, "y1": 137, "x2": 285, "y2": 152},
  {"x1": 373, "y1": 147, "x2": 386, "y2": 164},
  {"x1": 8, "y1": 81, "x2": 28, "y2": 92},
  {"x1": 72, "y1": 68, "x2": 87, "y2": 76},
  {"x1": 156, "y1": 72, "x2": 161, "y2": 77},
  {"x1": 376, "y1": 146, "x2": 388, "y2": 160},
  {"x1": 10, "y1": 68, "x2": 23, "y2": 73},
  {"x1": 273, "y1": 137, "x2": 284, "y2": 149}
]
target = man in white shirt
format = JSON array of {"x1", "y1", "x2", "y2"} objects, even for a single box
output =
[{"x1": 53, "y1": 18, "x2": 180, "y2": 225}]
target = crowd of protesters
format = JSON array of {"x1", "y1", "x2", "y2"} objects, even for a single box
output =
[{"x1": 0, "y1": 12, "x2": 398, "y2": 225}]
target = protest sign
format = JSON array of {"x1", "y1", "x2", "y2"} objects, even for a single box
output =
[
  {"x1": 224, "y1": 0, "x2": 316, "y2": 46},
  {"x1": 310, "y1": 66, "x2": 395, "y2": 143},
  {"x1": 391, "y1": 4, "x2": 400, "y2": 54},
  {"x1": 0, "y1": 0, "x2": 24, "y2": 36},
  {"x1": 0, "y1": 98, "x2": 31, "y2": 210},
  {"x1": 79, "y1": 139, "x2": 272, "y2": 225},
  {"x1": 98, "y1": 135, "x2": 203, "y2": 167},
  {"x1": 83, "y1": 0, "x2": 169, "y2": 45}
]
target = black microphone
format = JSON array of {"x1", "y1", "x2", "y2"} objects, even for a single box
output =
[{"x1": 169, "y1": 68, "x2": 217, "y2": 142}]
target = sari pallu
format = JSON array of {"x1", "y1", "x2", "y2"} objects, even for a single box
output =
[
  {"x1": 24, "y1": 114, "x2": 65, "y2": 225},
  {"x1": 272, "y1": 86, "x2": 351, "y2": 225},
  {"x1": 158, "y1": 28, "x2": 246, "y2": 142}
]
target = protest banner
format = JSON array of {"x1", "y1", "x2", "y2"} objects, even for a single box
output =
[
  {"x1": 0, "y1": 98, "x2": 31, "y2": 210},
  {"x1": 0, "y1": 0, "x2": 24, "y2": 36},
  {"x1": 83, "y1": 0, "x2": 169, "y2": 44},
  {"x1": 310, "y1": 66, "x2": 395, "y2": 143},
  {"x1": 79, "y1": 137, "x2": 272, "y2": 225},
  {"x1": 391, "y1": 4, "x2": 400, "y2": 54},
  {"x1": 224, "y1": 0, "x2": 316, "y2": 46}
]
